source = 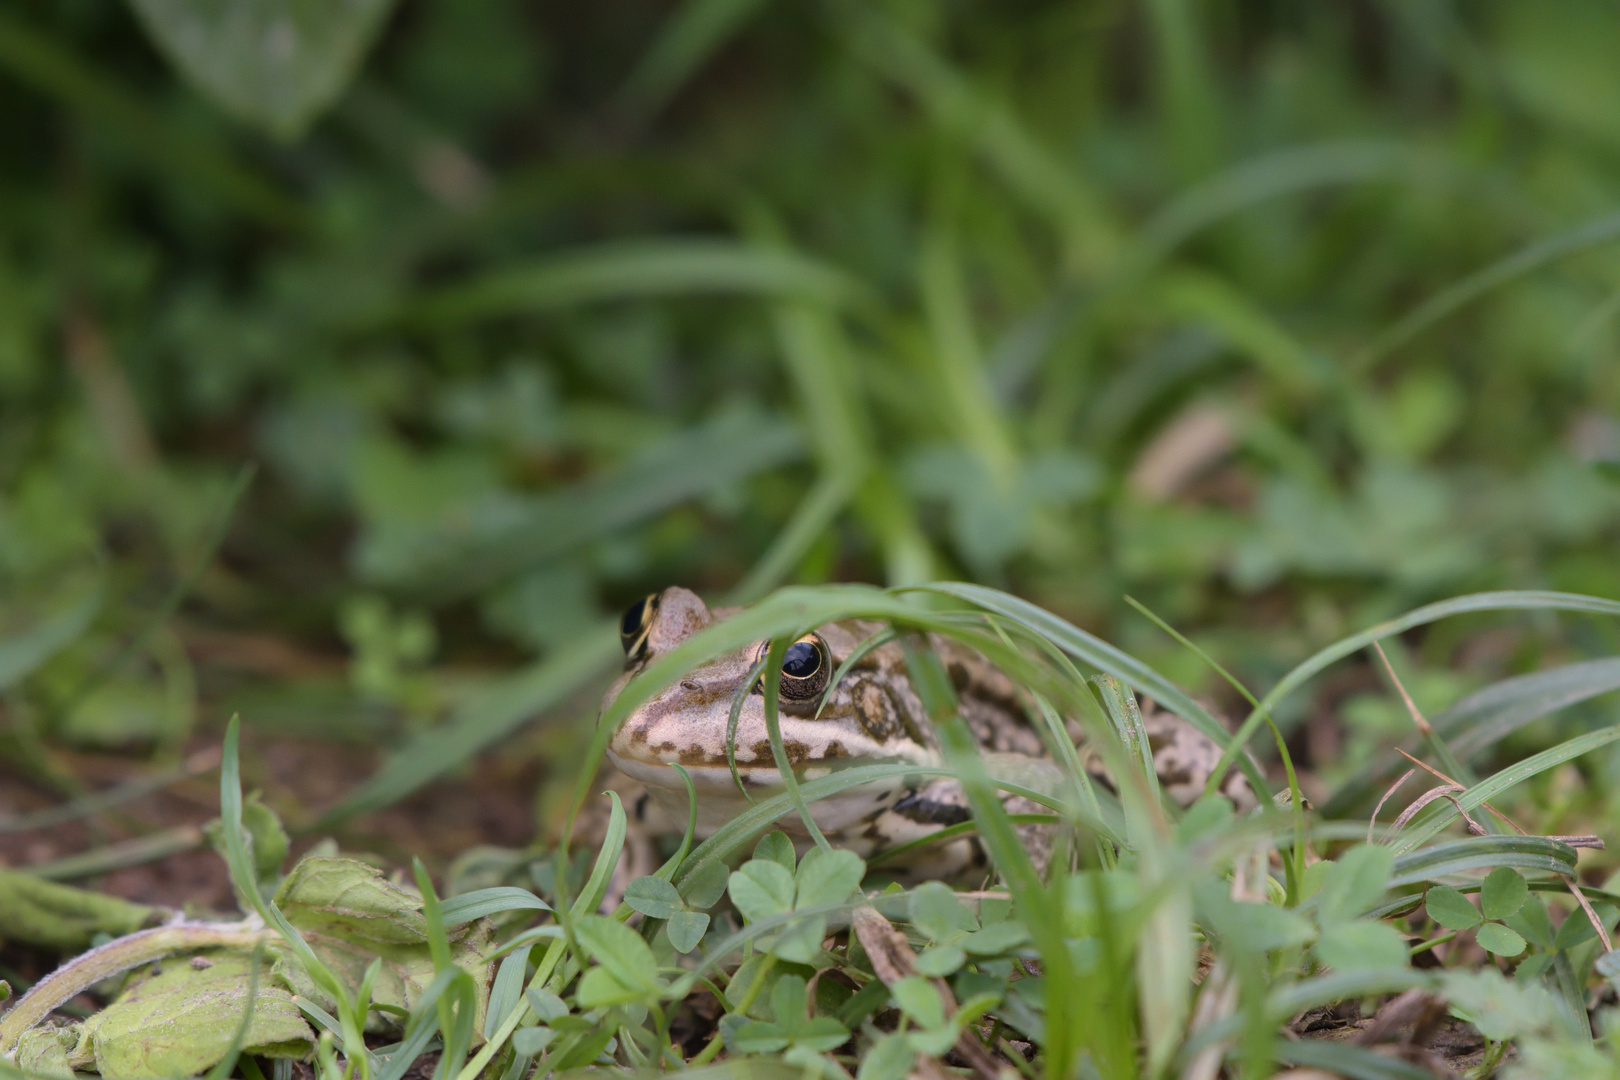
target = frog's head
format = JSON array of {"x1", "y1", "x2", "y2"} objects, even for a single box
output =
[{"x1": 602, "y1": 587, "x2": 936, "y2": 835}]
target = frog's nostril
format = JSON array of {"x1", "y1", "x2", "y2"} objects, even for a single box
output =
[{"x1": 680, "y1": 680, "x2": 700, "y2": 692}]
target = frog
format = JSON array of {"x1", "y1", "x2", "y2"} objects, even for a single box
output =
[{"x1": 598, "y1": 586, "x2": 1251, "y2": 881}]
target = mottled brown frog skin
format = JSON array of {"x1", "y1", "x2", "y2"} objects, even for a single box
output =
[{"x1": 601, "y1": 587, "x2": 1247, "y2": 879}]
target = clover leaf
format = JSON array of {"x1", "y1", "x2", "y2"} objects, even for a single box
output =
[{"x1": 1424, "y1": 869, "x2": 1531, "y2": 958}]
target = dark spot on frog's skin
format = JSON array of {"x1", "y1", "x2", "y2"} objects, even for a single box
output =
[
  {"x1": 823, "y1": 741, "x2": 849, "y2": 759},
  {"x1": 653, "y1": 741, "x2": 678, "y2": 758},
  {"x1": 892, "y1": 791, "x2": 971, "y2": 826},
  {"x1": 629, "y1": 727, "x2": 648, "y2": 745},
  {"x1": 679, "y1": 744, "x2": 709, "y2": 764},
  {"x1": 748, "y1": 739, "x2": 812, "y2": 765}
]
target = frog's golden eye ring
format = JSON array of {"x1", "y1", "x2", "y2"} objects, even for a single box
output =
[
  {"x1": 776, "y1": 633, "x2": 831, "y2": 703},
  {"x1": 619, "y1": 593, "x2": 659, "y2": 661}
]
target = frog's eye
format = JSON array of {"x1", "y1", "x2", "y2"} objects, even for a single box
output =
[
  {"x1": 777, "y1": 633, "x2": 831, "y2": 702},
  {"x1": 619, "y1": 593, "x2": 660, "y2": 661}
]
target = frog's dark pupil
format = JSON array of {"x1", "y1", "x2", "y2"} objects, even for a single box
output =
[
  {"x1": 782, "y1": 641, "x2": 820, "y2": 679},
  {"x1": 620, "y1": 599, "x2": 647, "y2": 639}
]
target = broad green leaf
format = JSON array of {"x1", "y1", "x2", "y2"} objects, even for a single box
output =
[
  {"x1": 574, "y1": 967, "x2": 637, "y2": 1009},
  {"x1": 551, "y1": 1027, "x2": 614, "y2": 1072},
  {"x1": 1195, "y1": 881, "x2": 1315, "y2": 953},
  {"x1": 274, "y1": 854, "x2": 428, "y2": 944},
  {"x1": 729, "y1": 860, "x2": 796, "y2": 922},
  {"x1": 572, "y1": 914, "x2": 660, "y2": 994},
  {"x1": 1505, "y1": 896, "x2": 1555, "y2": 950},
  {"x1": 909, "y1": 881, "x2": 979, "y2": 942},
  {"x1": 889, "y1": 976, "x2": 945, "y2": 1030},
  {"x1": 857, "y1": 1034, "x2": 916, "y2": 1080},
  {"x1": 1316, "y1": 845, "x2": 1393, "y2": 925},
  {"x1": 203, "y1": 794, "x2": 287, "y2": 891},
  {"x1": 510, "y1": 1026, "x2": 556, "y2": 1057},
  {"x1": 754, "y1": 832, "x2": 797, "y2": 872},
  {"x1": 1425, "y1": 886, "x2": 1483, "y2": 931},
  {"x1": 794, "y1": 847, "x2": 865, "y2": 909},
  {"x1": 770, "y1": 974, "x2": 808, "y2": 1028},
  {"x1": 623, "y1": 876, "x2": 683, "y2": 920},
  {"x1": 680, "y1": 859, "x2": 731, "y2": 910},
  {"x1": 730, "y1": 1021, "x2": 789, "y2": 1054},
  {"x1": 961, "y1": 921, "x2": 1031, "y2": 955},
  {"x1": 913, "y1": 944, "x2": 966, "y2": 976},
  {"x1": 768, "y1": 914, "x2": 828, "y2": 964},
  {"x1": 1312, "y1": 920, "x2": 1409, "y2": 972},
  {"x1": 1480, "y1": 867, "x2": 1529, "y2": 921},
  {"x1": 525, "y1": 989, "x2": 568, "y2": 1022},
  {"x1": 1439, "y1": 968, "x2": 1563, "y2": 1041},
  {"x1": 126, "y1": 0, "x2": 398, "y2": 139},
  {"x1": 1476, "y1": 923, "x2": 1528, "y2": 957},
  {"x1": 792, "y1": 1016, "x2": 852, "y2": 1052},
  {"x1": 666, "y1": 911, "x2": 710, "y2": 953},
  {"x1": 15, "y1": 1027, "x2": 76, "y2": 1080},
  {"x1": 71, "y1": 951, "x2": 313, "y2": 1080},
  {"x1": 1552, "y1": 903, "x2": 1617, "y2": 950},
  {"x1": 906, "y1": 1025, "x2": 960, "y2": 1056}
]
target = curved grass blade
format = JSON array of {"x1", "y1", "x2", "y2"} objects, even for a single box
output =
[
  {"x1": 911, "y1": 581, "x2": 1272, "y2": 797},
  {"x1": 1390, "y1": 725, "x2": 1620, "y2": 854},
  {"x1": 759, "y1": 634, "x2": 830, "y2": 850},
  {"x1": 1326, "y1": 656, "x2": 1620, "y2": 815},
  {"x1": 0, "y1": 587, "x2": 101, "y2": 695},
  {"x1": 1387, "y1": 835, "x2": 1577, "y2": 887},
  {"x1": 1215, "y1": 591, "x2": 1620, "y2": 792},
  {"x1": 320, "y1": 626, "x2": 620, "y2": 827},
  {"x1": 1352, "y1": 210, "x2": 1620, "y2": 374},
  {"x1": 438, "y1": 887, "x2": 551, "y2": 927},
  {"x1": 614, "y1": 0, "x2": 771, "y2": 120},
  {"x1": 404, "y1": 240, "x2": 874, "y2": 327}
]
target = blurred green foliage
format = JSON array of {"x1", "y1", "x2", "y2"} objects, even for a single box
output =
[{"x1": 2, "y1": 0, "x2": 1619, "y2": 794}]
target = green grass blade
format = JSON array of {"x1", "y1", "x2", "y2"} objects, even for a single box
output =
[
  {"x1": 360, "y1": 406, "x2": 805, "y2": 597},
  {"x1": 438, "y1": 887, "x2": 551, "y2": 926},
  {"x1": 0, "y1": 12, "x2": 304, "y2": 229},
  {"x1": 1352, "y1": 210, "x2": 1620, "y2": 373},
  {"x1": 1386, "y1": 836, "x2": 1577, "y2": 888},
  {"x1": 1390, "y1": 725, "x2": 1620, "y2": 853},
  {"x1": 402, "y1": 240, "x2": 874, "y2": 327},
  {"x1": 1216, "y1": 591, "x2": 1620, "y2": 793},
  {"x1": 0, "y1": 587, "x2": 101, "y2": 694},
  {"x1": 614, "y1": 0, "x2": 771, "y2": 119},
  {"x1": 319, "y1": 627, "x2": 620, "y2": 826},
  {"x1": 911, "y1": 581, "x2": 1272, "y2": 798},
  {"x1": 1324, "y1": 656, "x2": 1620, "y2": 815}
]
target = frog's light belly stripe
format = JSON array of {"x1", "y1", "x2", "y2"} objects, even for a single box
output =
[{"x1": 607, "y1": 750, "x2": 934, "y2": 837}]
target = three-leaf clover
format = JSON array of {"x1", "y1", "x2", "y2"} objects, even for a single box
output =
[
  {"x1": 856, "y1": 976, "x2": 1001, "y2": 1080},
  {"x1": 729, "y1": 975, "x2": 850, "y2": 1057},
  {"x1": 907, "y1": 882, "x2": 1029, "y2": 976},
  {"x1": 1425, "y1": 867, "x2": 1530, "y2": 957},
  {"x1": 728, "y1": 833, "x2": 866, "y2": 964},
  {"x1": 571, "y1": 914, "x2": 667, "y2": 1007},
  {"x1": 1311, "y1": 845, "x2": 1409, "y2": 971},
  {"x1": 624, "y1": 873, "x2": 716, "y2": 954}
]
